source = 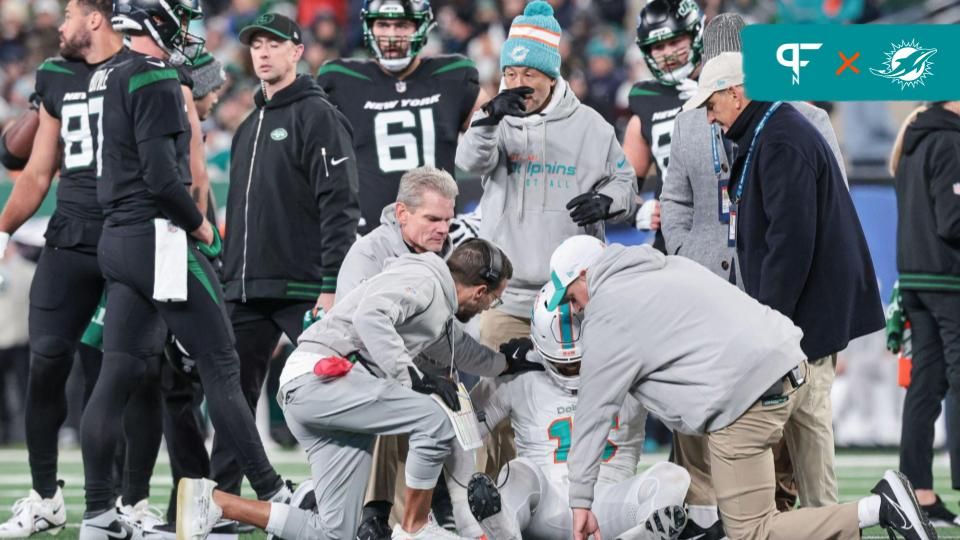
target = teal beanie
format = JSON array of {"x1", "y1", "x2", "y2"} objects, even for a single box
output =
[{"x1": 500, "y1": 1, "x2": 562, "y2": 79}]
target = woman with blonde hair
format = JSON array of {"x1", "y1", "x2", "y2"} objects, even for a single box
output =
[{"x1": 892, "y1": 100, "x2": 960, "y2": 527}]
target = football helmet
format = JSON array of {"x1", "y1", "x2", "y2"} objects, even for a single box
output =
[
  {"x1": 636, "y1": 0, "x2": 704, "y2": 85},
  {"x1": 361, "y1": 0, "x2": 435, "y2": 72},
  {"x1": 531, "y1": 285, "x2": 582, "y2": 393},
  {"x1": 112, "y1": 0, "x2": 205, "y2": 64}
]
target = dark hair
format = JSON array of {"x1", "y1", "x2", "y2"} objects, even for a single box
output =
[
  {"x1": 76, "y1": 0, "x2": 113, "y2": 17},
  {"x1": 447, "y1": 239, "x2": 513, "y2": 288}
]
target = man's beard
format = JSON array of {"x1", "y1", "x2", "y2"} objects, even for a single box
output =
[
  {"x1": 60, "y1": 30, "x2": 92, "y2": 61},
  {"x1": 455, "y1": 305, "x2": 480, "y2": 323}
]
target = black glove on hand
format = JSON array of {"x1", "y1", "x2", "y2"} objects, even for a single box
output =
[
  {"x1": 28, "y1": 93, "x2": 41, "y2": 112},
  {"x1": 408, "y1": 367, "x2": 460, "y2": 412},
  {"x1": 471, "y1": 87, "x2": 534, "y2": 127},
  {"x1": 500, "y1": 338, "x2": 544, "y2": 376},
  {"x1": 566, "y1": 192, "x2": 623, "y2": 227}
]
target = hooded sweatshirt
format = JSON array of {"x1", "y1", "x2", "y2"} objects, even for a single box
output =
[
  {"x1": 456, "y1": 78, "x2": 637, "y2": 317},
  {"x1": 283, "y1": 252, "x2": 505, "y2": 388},
  {"x1": 567, "y1": 244, "x2": 805, "y2": 509},
  {"x1": 224, "y1": 74, "x2": 360, "y2": 302},
  {"x1": 336, "y1": 203, "x2": 452, "y2": 300},
  {"x1": 895, "y1": 105, "x2": 960, "y2": 291}
]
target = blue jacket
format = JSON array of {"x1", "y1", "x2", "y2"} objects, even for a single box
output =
[{"x1": 727, "y1": 101, "x2": 884, "y2": 359}]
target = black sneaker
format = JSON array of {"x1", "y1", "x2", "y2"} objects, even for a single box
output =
[
  {"x1": 922, "y1": 496, "x2": 960, "y2": 528},
  {"x1": 678, "y1": 517, "x2": 726, "y2": 540},
  {"x1": 356, "y1": 515, "x2": 391, "y2": 540},
  {"x1": 871, "y1": 470, "x2": 938, "y2": 540},
  {"x1": 615, "y1": 505, "x2": 689, "y2": 540}
]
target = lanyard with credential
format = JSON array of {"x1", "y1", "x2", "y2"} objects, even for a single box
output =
[
  {"x1": 711, "y1": 123, "x2": 731, "y2": 224},
  {"x1": 728, "y1": 101, "x2": 783, "y2": 247}
]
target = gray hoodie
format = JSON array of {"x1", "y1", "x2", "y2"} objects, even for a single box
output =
[
  {"x1": 567, "y1": 244, "x2": 805, "y2": 509},
  {"x1": 285, "y1": 253, "x2": 505, "y2": 388},
  {"x1": 456, "y1": 79, "x2": 637, "y2": 317},
  {"x1": 335, "y1": 203, "x2": 451, "y2": 300}
]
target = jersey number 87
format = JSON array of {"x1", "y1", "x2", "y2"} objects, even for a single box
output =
[{"x1": 60, "y1": 97, "x2": 105, "y2": 175}]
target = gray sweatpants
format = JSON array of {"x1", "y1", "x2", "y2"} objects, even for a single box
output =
[{"x1": 275, "y1": 367, "x2": 457, "y2": 539}]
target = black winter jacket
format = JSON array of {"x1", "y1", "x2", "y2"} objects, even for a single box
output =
[
  {"x1": 895, "y1": 105, "x2": 960, "y2": 292},
  {"x1": 224, "y1": 75, "x2": 360, "y2": 302},
  {"x1": 727, "y1": 101, "x2": 884, "y2": 360}
]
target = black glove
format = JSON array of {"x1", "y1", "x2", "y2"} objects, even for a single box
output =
[
  {"x1": 408, "y1": 367, "x2": 460, "y2": 412},
  {"x1": 499, "y1": 338, "x2": 544, "y2": 376},
  {"x1": 471, "y1": 87, "x2": 534, "y2": 127},
  {"x1": 28, "y1": 93, "x2": 41, "y2": 112},
  {"x1": 197, "y1": 225, "x2": 222, "y2": 259},
  {"x1": 566, "y1": 192, "x2": 624, "y2": 227}
]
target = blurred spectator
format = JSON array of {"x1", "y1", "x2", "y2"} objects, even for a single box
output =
[
  {"x1": 24, "y1": 0, "x2": 61, "y2": 68},
  {"x1": 583, "y1": 29, "x2": 626, "y2": 124},
  {"x1": 0, "y1": 241, "x2": 34, "y2": 444}
]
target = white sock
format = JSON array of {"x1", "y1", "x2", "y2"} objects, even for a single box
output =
[
  {"x1": 265, "y1": 502, "x2": 290, "y2": 536},
  {"x1": 858, "y1": 495, "x2": 881, "y2": 528}
]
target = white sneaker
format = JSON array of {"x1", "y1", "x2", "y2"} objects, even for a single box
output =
[
  {"x1": 0, "y1": 486, "x2": 67, "y2": 538},
  {"x1": 391, "y1": 514, "x2": 466, "y2": 539},
  {"x1": 176, "y1": 479, "x2": 222, "y2": 540},
  {"x1": 79, "y1": 510, "x2": 138, "y2": 540},
  {"x1": 117, "y1": 498, "x2": 166, "y2": 531}
]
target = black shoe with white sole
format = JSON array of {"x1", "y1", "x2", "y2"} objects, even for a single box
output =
[
  {"x1": 922, "y1": 496, "x2": 960, "y2": 528},
  {"x1": 872, "y1": 470, "x2": 938, "y2": 540},
  {"x1": 678, "y1": 518, "x2": 726, "y2": 540},
  {"x1": 356, "y1": 515, "x2": 391, "y2": 540}
]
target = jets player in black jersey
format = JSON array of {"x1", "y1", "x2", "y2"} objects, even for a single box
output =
[
  {"x1": 0, "y1": 1, "x2": 124, "y2": 536},
  {"x1": 316, "y1": 0, "x2": 488, "y2": 237},
  {"x1": 77, "y1": 0, "x2": 290, "y2": 538},
  {"x1": 623, "y1": 0, "x2": 703, "y2": 252}
]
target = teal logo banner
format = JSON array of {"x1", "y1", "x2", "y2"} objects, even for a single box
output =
[{"x1": 742, "y1": 25, "x2": 960, "y2": 101}]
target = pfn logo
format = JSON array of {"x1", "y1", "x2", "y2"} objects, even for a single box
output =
[{"x1": 776, "y1": 43, "x2": 823, "y2": 85}]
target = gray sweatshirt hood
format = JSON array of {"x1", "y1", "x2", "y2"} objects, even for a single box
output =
[{"x1": 588, "y1": 243, "x2": 667, "y2": 293}]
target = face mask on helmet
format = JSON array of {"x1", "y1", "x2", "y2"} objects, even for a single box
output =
[
  {"x1": 361, "y1": 0, "x2": 435, "y2": 72},
  {"x1": 636, "y1": 0, "x2": 704, "y2": 85},
  {"x1": 112, "y1": 0, "x2": 206, "y2": 65},
  {"x1": 531, "y1": 286, "x2": 583, "y2": 393}
]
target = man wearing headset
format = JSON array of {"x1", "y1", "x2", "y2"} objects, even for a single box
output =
[{"x1": 178, "y1": 240, "x2": 544, "y2": 540}]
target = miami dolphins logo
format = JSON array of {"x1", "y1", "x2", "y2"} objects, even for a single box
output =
[
  {"x1": 870, "y1": 39, "x2": 937, "y2": 90},
  {"x1": 510, "y1": 45, "x2": 529, "y2": 62}
]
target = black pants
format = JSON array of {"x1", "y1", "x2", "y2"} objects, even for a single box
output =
[
  {"x1": 81, "y1": 225, "x2": 281, "y2": 513},
  {"x1": 900, "y1": 290, "x2": 960, "y2": 490},
  {"x1": 161, "y1": 342, "x2": 209, "y2": 523},
  {"x1": 209, "y1": 298, "x2": 311, "y2": 495},
  {"x1": 26, "y1": 246, "x2": 105, "y2": 498}
]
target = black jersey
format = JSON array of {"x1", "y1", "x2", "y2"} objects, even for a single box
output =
[
  {"x1": 317, "y1": 54, "x2": 479, "y2": 233},
  {"x1": 34, "y1": 57, "x2": 106, "y2": 248},
  {"x1": 86, "y1": 49, "x2": 192, "y2": 227},
  {"x1": 627, "y1": 80, "x2": 683, "y2": 183}
]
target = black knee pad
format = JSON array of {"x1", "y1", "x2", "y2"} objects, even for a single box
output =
[{"x1": 29, "y1": 336, "x2": 75, "y2": 380}]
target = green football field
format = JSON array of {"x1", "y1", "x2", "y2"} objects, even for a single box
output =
[{"x1": 0, "y1": 447, "x2": 953, "y2": 539}]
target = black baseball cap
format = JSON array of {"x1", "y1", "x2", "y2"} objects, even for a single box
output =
[{"x1": 239, "y1": 13, "x2": 303, "y2": 45}]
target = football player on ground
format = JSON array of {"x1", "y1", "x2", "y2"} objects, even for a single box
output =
[
  {"x1": 447, "y1": 288, "x2": 691, "y2": 539},
  {"x1": 0, "y1": 1, "x2": 126, "y2": 536},
  {"x1": 77, "y1": 0, "x2": 290, "y2": 538},
  {"x1": 622, "y1": 0, "x2": 703, "y2": 251},
  {"x1": 316, "y1": 0, "x2": 488, "y2": 236}
]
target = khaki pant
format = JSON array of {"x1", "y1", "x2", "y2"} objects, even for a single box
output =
[
  {"x1": 706, "y1": 363, "x2": 859, "y2": 540},
  {"x1": 676, "y1": 355, "x2": 839, "y2": 511},
  {"x1": 365, "y1": 435, "x2": 409, "y2": 523},
  {"x1": 477, "y1": 309, "x2": 528, "y2": 476}
]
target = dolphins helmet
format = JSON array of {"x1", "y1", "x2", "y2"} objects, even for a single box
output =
[
  {"x1": 531, "y1": 285, "x2": 583, "y2": 393},
  {"x1": 361, "y1": 0, "x2": 436, "y2": 72},
  {"x1": 635, "y1": 0, "x2": 704, "y2": 85}
]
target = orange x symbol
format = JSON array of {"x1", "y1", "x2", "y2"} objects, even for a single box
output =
[{"x1": 836, "y1": 51, "x2": 860, "y2": 75}]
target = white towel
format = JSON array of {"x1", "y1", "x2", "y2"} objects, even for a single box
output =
[{"x1": 152, "y1": 219, "x2": 188, "y2": 302}]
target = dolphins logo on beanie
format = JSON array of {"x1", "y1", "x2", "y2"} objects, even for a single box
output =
[{"x1": 500, "y1": 1, "x2": 562, "y2": 79}]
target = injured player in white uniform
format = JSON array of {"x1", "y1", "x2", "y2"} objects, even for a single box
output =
[{"x1": 445, "y1": 286, "x2": 691, "y2": 539}]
